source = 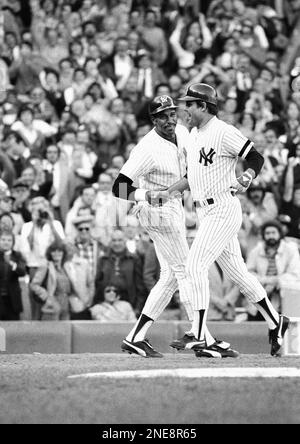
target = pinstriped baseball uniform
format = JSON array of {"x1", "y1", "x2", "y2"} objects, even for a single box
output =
[
  {"x1": 120, "y1": 124, "x2": 194, "y2": 321},
  {"x1": 186, "y1": 116, "x2": 267, "y2": 310}
]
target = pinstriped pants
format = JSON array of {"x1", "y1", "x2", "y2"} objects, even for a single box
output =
[
  {"x1": 138, "y1": 200, "x2": 194, "y2": 321},
  {"x1": 187, "y1": 195, "x2": 267, "y2": 310}
]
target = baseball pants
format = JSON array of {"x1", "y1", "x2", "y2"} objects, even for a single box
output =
[
  {"x1": 187, "y1": 195, "x2": 267, "y2": 310},
  {"x1": 138, "y1": 200, "x2": 194, "y2": 321}
]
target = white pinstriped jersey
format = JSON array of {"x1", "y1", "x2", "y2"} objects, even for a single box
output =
[
  {"x1": 187, "y1": 116, "x2": 253, "y2": 201},
  {"x1": 120, "y1": 124, "x2": 188, "y2": 190}
]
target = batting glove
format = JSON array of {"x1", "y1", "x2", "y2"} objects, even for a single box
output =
[
  {"x1": 146, "y1": 190, "x2": 170, "y2": 207},
  {"x1": 232, "y1": 171, "x2": 253, "y2": 194}
]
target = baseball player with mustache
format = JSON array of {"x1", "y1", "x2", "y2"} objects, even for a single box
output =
[
  {"x1": 168, "y1": 83, "x2": 290, "y2": 357},
  {"x1": 113, "y1": 95, "x2": 237, "y2": 358}
]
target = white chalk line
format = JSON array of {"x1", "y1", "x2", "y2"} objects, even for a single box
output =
[{"x1": 68, "y1": 367, "x2": 300, "y2": 380}]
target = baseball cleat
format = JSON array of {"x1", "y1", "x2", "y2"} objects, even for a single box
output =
[
  {"x1": 194, "y1": 341, "x2": 240, "y2": 359},
  {"x1": 269, "y1": 315, "x2": 290, "y2": 357},
  {"x1": 121, "y1": 339, "x2": 163, "y2": 358},
  {"x1": 170, "y1": 334, "x2": 205, "y2": 351}
]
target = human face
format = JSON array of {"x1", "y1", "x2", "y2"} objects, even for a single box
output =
[
  {"x1": 82, "y1": 188, "x2": 96, "y2": 206},
  {"x1": 153, "y1": 109, "x2": 177, "y2": 141},
  {"x1": 287, "y1": 102, "x2": 300, "y2": 120},
  {"x1": 0, "y1": 234, "x2": 14, "y2": 252},
  {"x1": 104, "y1": 287, "x2": 118, "y2": 304},
  {"x1": 77, "y1": 224, "x2": 91, "y2": 242},
  {"x1": 46, "y1": 146, "x2": 59, "y2": 164},
  {"x1": 253, "y1": 134, "x2": 267, "y2": 155},
  {"x1": 0, "y1": 197, "x2": 13, "y2": 214},
  {"x1": 11, "y1": 186, "x2": 29, "y2": 204},
  {"x1": 111, "y1": 231, "x2": 126, "y2": 254},
  {"x1": 98, "y1": 174, "x2": 113, "y2": 193},
  {"x1": 50, "y1": 249, "x2": 64, "y2": 264},
  {"x1": 248, "y1": 189, "x2": 264, "y2": 205},
  {"x1": 116, "y1": 39, "x2": 129, "y2": 56},
  {"x1": 0, "y1": 215, "x2": 14, "y2": 232},
  {"x1": 111, "y1": 156, "x2": 125, "y2": 170},
  {"x1": 184, "y1": 101, "x2": 206, "y2": 128},
  {"x1": 20, "y1": 110, "x2": 33, "y2": 126},
  {"x1": 21, "y1": 168, "x2": 36, "y2": 187},
  {"x1": 264, "y1": 227, "x2": 281, "y2": 247}
]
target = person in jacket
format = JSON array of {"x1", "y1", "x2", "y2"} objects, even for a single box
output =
[
  {"x1": 0, "y1": 230, "x2": 26, "y2": 320},
  {"x1": 94, "y1": 229, "x2": 146, "y2": 312},
  {"x1": 30, "y1": 241, "x2": 74, "y2": 321},
  {"x1": 246, "y1": 220, "x2": 300, "y2": 319},
  {"x1": 90, "y1": 285, "x2": 137, "y2": 322}
]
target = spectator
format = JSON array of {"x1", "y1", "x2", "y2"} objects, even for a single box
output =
[
  {"x1": 244, "y1": 180, "x2": 278, "y2": 255},
  {"x1": 8, "y1": 41, "x2": 45, "y2": 95},
  {"x1": 65, "y1": 185, "x2": 97, "y2": 241},
  {"x1": 0, "y1": 230, "x2": 26, "y2": 320},
  {"x1": 74, "y1": 219, "x2": 100, "y2": 280},
  {"x1": 94, "y1": 172, "x2": 130, "y2": 247},
  {"x1": 140, "y1": 9, "x2": 168, "y2": 67},
  {"x1": 90, "y1": 285, "x2": 137, "y2": 322},
  {"x1": 19, "y1": 196, "x2": 64, "y2": 319},
  {"x1": 247, "y1": 220, "x2": 300, "y2": 319},
  {"x1": 94, "y1": 229, "x2": 146, "y2": 312},
  {"x1": 64, "y1": 242, "x2": 94, "y2": 320},
  {"x1": 30, "y1": 241, "x2": 73, "y2": 321},
  {"x1": 43, "y1": 144, "x2": 71, "y2": 223}
]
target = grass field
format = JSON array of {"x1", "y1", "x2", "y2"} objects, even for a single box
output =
[{"x1": 0, "y1": 353, "x2": 300, "y2": 424}]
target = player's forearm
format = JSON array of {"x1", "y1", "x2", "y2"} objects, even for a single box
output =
[
  {"x1": 113, "y1": 174, "x2": 169, "y2": 205},
  {"x1": 244, "y1": 148, "x2": 264, "y2": 178},
  {"x1": 167, "y1": 178, "x2": 190, "y2": 195}
]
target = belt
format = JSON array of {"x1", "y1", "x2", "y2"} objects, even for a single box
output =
[{"x1": 194, "y1": 191, "x2": 235, "y2": 209}]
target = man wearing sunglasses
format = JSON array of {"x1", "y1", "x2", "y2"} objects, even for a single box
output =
[{"x1": 74, "y1": 221, "x2": 98, "y2": 279}]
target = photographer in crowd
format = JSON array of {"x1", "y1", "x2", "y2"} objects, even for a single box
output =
[{"x1": 19, "y1": 196, "x2": 65, "y2": 319}]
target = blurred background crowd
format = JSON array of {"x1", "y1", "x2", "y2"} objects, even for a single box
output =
[{"x1": 1, "y1": 0, "x2": 300, "y2": 323}]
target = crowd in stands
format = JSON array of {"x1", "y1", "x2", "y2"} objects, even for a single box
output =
[{"x1": 1, "y1": 0, "x2": 300, "y2": 322}]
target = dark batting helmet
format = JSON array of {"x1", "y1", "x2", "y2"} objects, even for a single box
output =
[
  {"x1": 178, "y1": 83, "x2": 218, "y2": 106},
  {"x1": 149, "y1": 95, "x2": 178, "y2": 116}
]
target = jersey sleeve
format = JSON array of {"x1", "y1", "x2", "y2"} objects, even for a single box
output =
[
  {"x1": 120, "y1": 145, "x2": 155, "y2": 182},
  {"x1": 222, "y1": 126, "x2": 254, "y2": 159}
]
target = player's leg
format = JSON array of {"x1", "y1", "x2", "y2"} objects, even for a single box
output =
[
  {"x1": 123, "y1": 245, "x2": 178, "y2": 357},
  {"x1": 187, "y1": 199, "x2": 243, "y2": 343},
  {"x1": 217, "y1": 237, "x2": 290, "y2": 355},
  {"x1": 145, "y1": 206, "x2": 218, "y2": 349}
]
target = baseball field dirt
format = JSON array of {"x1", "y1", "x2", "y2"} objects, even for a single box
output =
[{"x1": 1, "y1": 353, "x2": 300, "y2": 424}]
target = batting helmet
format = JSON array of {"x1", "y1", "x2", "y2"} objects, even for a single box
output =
[
  {"x1": 149, "y1": 95, "x2": 178, "y2": 116},
  {"x1": 178, "y1": 83, "x2": 218, "y2": 106}
]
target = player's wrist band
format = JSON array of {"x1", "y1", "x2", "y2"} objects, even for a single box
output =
[{"x1": 134, "y1": 189, "x2": 149, "y2": 202}]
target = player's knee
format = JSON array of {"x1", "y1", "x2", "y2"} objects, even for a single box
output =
[{"x1": 186, "y1": 261, "x2": 208, "y2": 280}]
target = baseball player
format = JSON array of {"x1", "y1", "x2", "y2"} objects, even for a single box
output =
[
  {"x1": 169, "y1": 83, "x2": 290, "y2": 357},
  {"x1": 112, "y1": 95, "x2": 235, "y2": 358}
]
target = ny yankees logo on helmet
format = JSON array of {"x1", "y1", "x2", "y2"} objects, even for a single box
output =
[{"x1": 199, "y1": 148, "x2": 216, "y2": 166}]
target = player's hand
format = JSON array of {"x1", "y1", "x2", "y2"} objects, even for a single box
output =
[
  {"x1": 146, "y1": 191, "x2": 170, "y2": 207},
  {"x1": 232, "y1": 171, "x2": 253, "y2": 193}
]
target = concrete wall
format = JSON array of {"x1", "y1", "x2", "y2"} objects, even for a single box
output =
[{"x1": 0, "y1": 321, "x2": 272, "y2": 355}]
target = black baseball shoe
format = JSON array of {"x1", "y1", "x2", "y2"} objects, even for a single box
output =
[
  {"x1": 170, "y1": 334, "x2": 205, "y2": 351},
  {"x1": 195, "y1": 340, "x2": 240, "y2": 359},
  {"x1": 269, "y1": 315, "x2": 290, "y2": 357},
  {"x1": 121, "y1": 339, "x2": 163, "y2": 358}
]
